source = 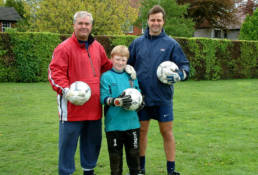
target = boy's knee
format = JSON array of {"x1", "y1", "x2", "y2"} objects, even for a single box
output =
[{"x1": 109, "y1": 152, "x2": 122, "y2": 175}]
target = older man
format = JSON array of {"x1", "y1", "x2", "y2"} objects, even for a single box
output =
[
  {"x1": 48, "y1": 11, "x2": 112, "y2": 175},
  {"x1": 49, "y1": 11, "x2": 136, "y2": 175}
]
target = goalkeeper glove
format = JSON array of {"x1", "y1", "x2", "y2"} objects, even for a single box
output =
[
  {"x1": 166, "y1": 69, "x2": 187, "y2": 84},
  {"x1": 106, "y1": 92, "x2": 132, "y2": 109},
  {"x1": 125, "y1": 65, "x2": 136, "y2": 80},
  {"x1": 63, "y1": 88, "x2": 86, "y2": 106}
]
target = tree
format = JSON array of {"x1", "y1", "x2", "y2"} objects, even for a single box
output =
[
  {"x1": 0, "y1": 0, "x2": 4, "y2": 6},
  {"x1": 24, "y1": 0, "x2": 138, "y2": 35},
  {"x1": 85, "y1": 0, "x2": 139, "y2": 35},
  {"x1": 239, "y1": 8, "x2": 258, "y2": 40},
  {"x1": 135, "y1": 0, "x2": 195, "y2": 37},
  {"x1": 4, "y1": 0, "x2": 30, "y2": 32},
  {"x1": 241, "y1": 0, "x2": 257, "y2": 15},
  {"x1": 5, "y1": 0, "x2": 25, "y2": 18},
  {"x1": 177, "y1": 0, "x2": 238, "y2": 29}
]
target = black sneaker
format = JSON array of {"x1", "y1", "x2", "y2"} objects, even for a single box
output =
[
  {"x1": 168, "y1": 171, "x2": 180, "y2": 175},
  {"x1": 126, "y1": 170, "x2": 145, "y2": 175}
]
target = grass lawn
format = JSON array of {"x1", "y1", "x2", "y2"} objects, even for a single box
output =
[{"x1": 0, "y1": 79, "x2": 257, "y2": 175}]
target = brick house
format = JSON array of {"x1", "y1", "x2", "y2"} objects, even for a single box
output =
[
  {"x1": 194, "y1": 1, "x2": 258, "y2": 40},
  {"x1": 126, "y1": 25, "x2": 143, "y2": 35},
  {"x1": 125, "y1": 0, "x2": 143, "y2": 35},
  {"x1": 194, "y1": 11, "x2": 247, "y2": 40},
  {"x1": 0, "y1": 7, "x2": 21, "y2": 32}
]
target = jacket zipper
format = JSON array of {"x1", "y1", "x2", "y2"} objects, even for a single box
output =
[{"x1": 86, "y1": 48, "x2": 97, "y2": 77}]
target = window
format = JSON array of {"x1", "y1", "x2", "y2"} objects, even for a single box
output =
[
  {"x1": 224, "y1": 30, "x2": 228, "y2": 38},
  {"x1": 122, "y1": 20, "x2": 134, "y2": 34},
  {"x1": 2, "y1": 21, "x2": 11, "y2": 32},
  {"x1": 214, "y1": 29, "x2": 222, "y2": 38},
  {"x1": 127, "y1": 25, "x2": 134, "y2": 33}
]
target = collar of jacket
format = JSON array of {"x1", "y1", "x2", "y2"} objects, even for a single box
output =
[
  {"x1": 144, "y1": 27, "x2": 165, "y2": 40},
  {"x1": 72, "y1": 32, "x2": 95, "y2": 48}
]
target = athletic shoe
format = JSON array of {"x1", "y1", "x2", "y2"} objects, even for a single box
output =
[
  {"x1": 126, "y1": 170, "x2": 145, "y2": 175},
  {"x1": 138, "y1": 169, "x2": 145, "y2": 175}
]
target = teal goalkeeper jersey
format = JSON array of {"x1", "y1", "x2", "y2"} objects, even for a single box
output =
[{"x1": 100, "y1": 69, "x2": 141, "y2": 132}]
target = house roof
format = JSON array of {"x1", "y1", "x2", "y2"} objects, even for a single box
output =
[
  {"x1": 196, "y1": 1, "x2": 258, "y2": 30},
  {"x1": 197, "y1": 9, "x2": 246, "y2": 30},
  {"x1": 227, "y1": 11, "x2": 246, "y2": 30},
  {"x1": 0, "y1": 7, "x2": 22, "y2": 21}
]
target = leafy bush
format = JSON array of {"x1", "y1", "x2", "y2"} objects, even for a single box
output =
[
  {"x1": 7, "y1": 32, "x2": 61, "y2": 82},
  {"x1": 95, "y1": 35, "x2": 136, "y2": 57},
  {"x1": 239, "y1": 8, "x2": 258, "y2": 41},
  {"x1": 179, "y1": 37, "x2": 258, "y2": 80},
  {"x1": 0, "y1": 32, "x2": 257, "y2": 82},
  {"x1": 0, "y1": 33, "x2": 17, "y2": 82}
]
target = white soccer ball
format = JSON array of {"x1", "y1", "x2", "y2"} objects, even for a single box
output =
[
  {"x1": 69, "y1": 81, "x2": 91, "y2": 105},
  {"x1": 122, "y1": 88, "x2": 143, "y2": 111},
  {"x1": 157, "y1": 61, "x2": 179, "y2": 84}
]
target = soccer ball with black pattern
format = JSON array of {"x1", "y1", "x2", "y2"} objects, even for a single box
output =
[
  {"x1": 123, "y1": 88, "x2": 143, "y2": 111},
  {"x1": 69, "y1": 81, "x2": 91, "y2": 105}
]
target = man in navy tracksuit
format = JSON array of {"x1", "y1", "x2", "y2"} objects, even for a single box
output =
[{"x1": 128, "y1": 5, "x2": 190, "y2": 175}]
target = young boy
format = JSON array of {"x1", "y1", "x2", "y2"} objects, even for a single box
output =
[{"x1": 100, "y1": 45, "x2": 144, "y2": 175}]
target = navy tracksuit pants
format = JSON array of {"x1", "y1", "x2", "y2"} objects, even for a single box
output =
[{"x1": 58, "y1": 120, "x2": 102, "y2": 175}]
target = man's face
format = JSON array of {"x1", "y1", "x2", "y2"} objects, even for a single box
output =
[
  {"x1": 73, "y1": 16, "x2": 92, "y2": 41},
  {"x1": 111, "y1": 55, "x2": 128, "y2": 72},
  {"x1": 147, "y1": 12, "x2": 164, "y2": 36}
]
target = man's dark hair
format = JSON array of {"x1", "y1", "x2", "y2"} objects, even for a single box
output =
[{"x1": 147, "y1": 5, "x2": 166, "y2": 20}]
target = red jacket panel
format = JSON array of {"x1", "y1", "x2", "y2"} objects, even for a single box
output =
[{"x1": 48, "y1": 33, "x2": 112, "y2": 121}]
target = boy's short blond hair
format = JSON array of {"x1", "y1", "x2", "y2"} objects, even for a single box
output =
[{"x1": 111, "y1": 45, "x2": 130, "y2": 58}]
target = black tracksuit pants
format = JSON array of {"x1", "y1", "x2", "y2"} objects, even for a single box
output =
[{"x1": 106, "y1": 129, "x2": 140, "y2": 175}]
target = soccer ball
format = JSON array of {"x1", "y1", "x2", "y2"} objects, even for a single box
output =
[
  {"x1": 122, "y1": 88, "x2": 143, "y2": 111},
  {"x1": 69, "y1": 81, "x2": 91, "y2": 105},
  {"x1": 157, "y1": 61, "x2": 179, "y2": 84}
]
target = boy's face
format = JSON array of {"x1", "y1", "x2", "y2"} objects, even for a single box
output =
[{"x1": 111, "y1": 55, "x2": 128, "y2": 72}]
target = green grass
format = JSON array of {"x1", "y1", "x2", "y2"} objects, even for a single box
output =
[{"x1": 0, "y1": 80, "x2": 257, "y2": 175}]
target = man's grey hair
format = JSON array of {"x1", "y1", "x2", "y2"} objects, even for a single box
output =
[{"x1": 73, "y1": 11, "x2": 93, "y2": 24}]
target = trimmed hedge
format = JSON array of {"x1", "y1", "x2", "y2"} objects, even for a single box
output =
[
  {"x1": 0, "y1": 32, "x2": 61, "y2": 82},
  {"x1": 183, "y1": 38, "x2": 258, "y2": 80},
  {"x1": 0, "y1": 32, "x2": 257, "y2": 82}
]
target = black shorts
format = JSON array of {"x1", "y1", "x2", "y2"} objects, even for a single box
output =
[{"x1": 106, "y1": 129, "x2": 140, "y2": 152}]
